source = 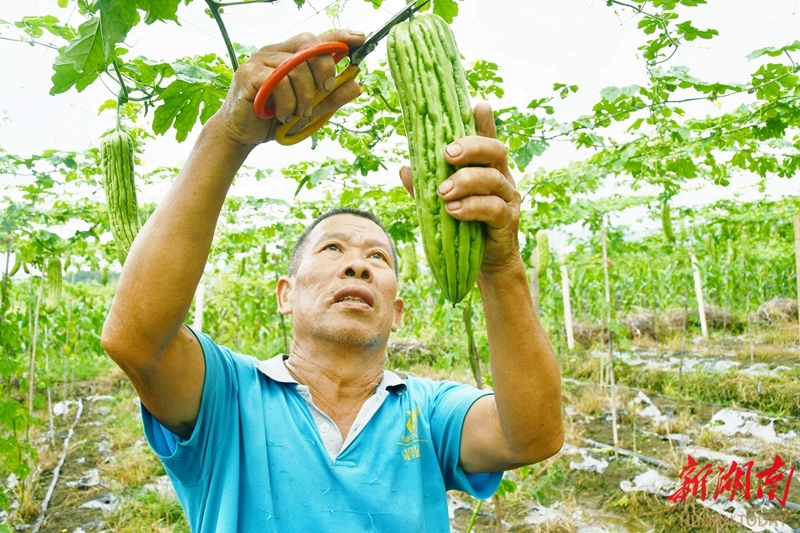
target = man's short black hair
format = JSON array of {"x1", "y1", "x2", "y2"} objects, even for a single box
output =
[{"x1": 288, "y1": 208, "x2": 399, "y2": 278}]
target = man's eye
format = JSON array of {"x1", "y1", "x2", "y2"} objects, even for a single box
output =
[
  {"x1": 325, "y1": 244, "x2": 339, "y2": 251},
  {"x1": 371, "y1": 252, "x2": 386, "y2": 261}
]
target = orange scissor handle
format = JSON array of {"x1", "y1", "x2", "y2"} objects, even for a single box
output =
[{"x1": 253, "y1": 41, "x2": 351, "y2": 119}]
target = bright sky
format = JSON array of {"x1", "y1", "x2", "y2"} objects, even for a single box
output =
[{"x1": 1, "y1": 0, "x2": 799, "y2": 244}]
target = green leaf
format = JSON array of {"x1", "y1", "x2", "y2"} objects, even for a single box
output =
[
  {"x1": 136, "y1": 0, "x2": 182, "y2": 24},
  {"x1": 49, "y1": 0, "x2": 140, "y2": 95},
  {"x1": 747, "y1": 40, "x2": 800, "y2": 60},
  {"x1": 152, "y1": 79, "x2": 227, "y2": 141},
  {"x1": 15, "y1": 15, "x2": 75, "y2": 41},
  {"x1": 514, "y1": 140, "x2": 547, "y2": 169},
  {"x1": 665, "y1": 156, "x2": 698, "y2": 178},
  {"x1": 433, "y1": 0, "x2": 459, "y2": 23},
  {"x1": 50, "y1": 58, "x2": 99, "y2": 94},
  {"x1": 600, "y1": 86, "x2": 621, "y2": 102}
]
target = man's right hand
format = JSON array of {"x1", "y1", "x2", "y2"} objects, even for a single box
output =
[{"x1": 215, "y1": 29, "x2": 366, "y2": 148}]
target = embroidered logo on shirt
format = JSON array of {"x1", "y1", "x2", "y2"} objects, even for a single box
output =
[{"x1": 397, "y1": 406, "x2": 427, "y2": 461}]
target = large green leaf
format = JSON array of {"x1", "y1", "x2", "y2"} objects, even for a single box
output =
[
  {"x1": 137, "y1": 0, "x2": 182, "y2": 24},
  {"x1": 152, "y1": 79, "x2": 226, "y2": 141},
  {"x1": 433, "y1": 0, "x2": 459, "y2": 23},
  {"x1": 48, "y1": 0, "x2": 182, "y2": 95},
  {"x1": 49, "y1": 1, "x2": 139, "y2": 95}
]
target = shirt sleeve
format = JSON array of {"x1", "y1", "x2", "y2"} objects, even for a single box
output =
[
  {"x1": 427, "y1": 380, "x2": 503, "y2": 499},
  {"x1": 140, "y1": 326, "x2": 241, "y2": 486}
]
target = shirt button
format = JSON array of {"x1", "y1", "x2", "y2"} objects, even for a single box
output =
[{"x1": 320, "y1": 422, "x2": 330, "y2": 432}]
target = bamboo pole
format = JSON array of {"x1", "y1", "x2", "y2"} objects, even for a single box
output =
[
  {"x1": 560, "y1": 264, "x2": 575, "y2": 350},
  {"x1": 678, "y1": 288, "x2": 689, "y2": 394},
  {"x1": 794, "y1": 215, "x2": 800, "y2": 344},
  {"x1": 493, "y1": 493, "x2": 503, "y2": 533},
  {"x1": 689, "y1": 250, "x2": 708, "y2": 339},
  {"x1": 45, "y1": 326, "x2": 54, "y2": 447},
  {"x1": 600, "y1": 217, "x2": 619, "y2": 457},
  {"x1": 743, "y1": 227, "x2": 754, "y2": 362},
  {"x1": 29, "y1": 276, "x2": 44, "y2": 417}
]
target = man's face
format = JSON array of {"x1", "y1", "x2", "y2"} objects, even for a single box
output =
[{"x1": 277, "y1": 214, "x2": 404, "y2": 349}]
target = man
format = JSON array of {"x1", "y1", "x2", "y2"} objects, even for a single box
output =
[{"x1": 101, "y1": 28, "x2": 563, "y2": 532}]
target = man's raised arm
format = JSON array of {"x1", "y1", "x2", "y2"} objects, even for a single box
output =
[{"x1": 100, "y1": 30, "x2": 365, "y2": 439}]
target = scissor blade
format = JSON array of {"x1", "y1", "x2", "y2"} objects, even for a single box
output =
[{"x1": 349, "y1": 0, "x2": 431, "y2": 66}]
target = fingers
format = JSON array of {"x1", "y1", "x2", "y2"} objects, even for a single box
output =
[
  {"x1": 444, "y1": 193, "x2": 515, "y2": 230},
  {"x1": 399, "y1": 166, "x2": 414, "y2": 198},
  {"x1": 248, "y1": 30, "x2": 366, "y2": 123},
  {"x1": 438, "y1": 167, "x2": 516, "y2": 204},
  {"x1": 399, "y1": 158, "x2": 519, "y2": 229},
  {"x1": 443, "y1": 136, "x2": 513, "y2": 187},
  {"x1": 437, "y1": 167, "x2": 520, "y2": 228},
  {"x1": 318, "y1": 28, "x2": 367, "y2": 47},
  {"x1": 474, "y1": 102, "x2": 497, "y2": 139},
  {"x1": 285, "y1": 78, "x2": 363, "y2": 135}
]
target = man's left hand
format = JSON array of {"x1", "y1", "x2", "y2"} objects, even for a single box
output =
[{"x1": 399, "y1": 102, "x2": 522, "y2": 275}]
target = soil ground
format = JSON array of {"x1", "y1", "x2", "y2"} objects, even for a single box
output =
[{"x1": 3, "y1": 332, "x2": 800, "y2": 533}]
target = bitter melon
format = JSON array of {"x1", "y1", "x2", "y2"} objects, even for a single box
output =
[
  {"x1": 101, "y1": 129, "x2": 141, "y2": 265},
  {"x1": 43, "y1": 257, "x2": 62, "y2": 313},
  {"x1": 388, "y1": 13, "x2": 485, "y2": 304}
]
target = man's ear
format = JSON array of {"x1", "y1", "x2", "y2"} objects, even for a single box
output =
[
  {"x1": 276, "y1": 276, "x2": 293, "y2": 316},
  {"x1": 391, "y1": 296, "x2": 404, "y2": 333}
]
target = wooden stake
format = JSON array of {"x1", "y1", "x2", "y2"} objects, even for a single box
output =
[
  {"x1": 743, "y1": 227, "x2": 754, "y2": 362},
  {"x1": 679, "y1": 288, "x2": 689, "y2": 394},
  {"x1": 794, "y1": 215, "x2": 800, "y2": 344},
  {"x1": 493, "y1": 493, "x2": 503, "y2": 533},
  {"x1": 601, "y1": 217, "x2": 619, "y2": 457},
  {"x1": 689, "y1": 250, "x2": 708, "y2": 339},
  {"x1": 560, "y1": 264, "x2": 575, "y2": 350},
  {"x1": 29, "y1": 276, "x2": 44, "y2": 417}
]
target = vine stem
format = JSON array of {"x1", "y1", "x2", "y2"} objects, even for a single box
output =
[
  {"x1": 0, "y1": 239, "x2": 11, "y2": 324},
  {"x1": 111, "y1": 59, "x2": 129, "y2": 99},
  {"x1": 465, "y1": 499, "x2": 483, "y2": 533},
  {"x1": 111, "y1": 59, "x2": 128, "y2": 132},
  {"x1": 206, "y1": 0, "x2": 240, "y2": 71}
]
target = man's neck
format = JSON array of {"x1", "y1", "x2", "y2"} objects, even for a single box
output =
[
  {"x1": 285, "y1": 339, "x2": 385, "y2": 436},
  {"x1": 286, "y1": 340, "x2": 384, "y2": 392}
]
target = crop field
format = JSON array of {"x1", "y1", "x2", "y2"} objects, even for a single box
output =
[{"x1": 2, "y1": 1, "x2": 800, "y2": 532}]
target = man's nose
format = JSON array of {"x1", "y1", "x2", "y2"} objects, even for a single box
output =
[{"x1": 341, "y1": 259, "x2": 371, "y2": 281}]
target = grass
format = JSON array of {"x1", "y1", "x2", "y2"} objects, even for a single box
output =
[
  {"x1": 105, "y1": 490, "x2": 190, "y2": 533},
  {"x1": 98, "y1": 372, "x2": 189, "y2": 532}
]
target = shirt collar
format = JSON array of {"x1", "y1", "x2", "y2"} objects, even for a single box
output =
[{"x1": 255, "y1": 354, "x2": 407, "y2": 393}]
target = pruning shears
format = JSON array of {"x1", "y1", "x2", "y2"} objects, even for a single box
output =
[{"x1": 253, "y1": 0, "x2": 430, "y2": 145}]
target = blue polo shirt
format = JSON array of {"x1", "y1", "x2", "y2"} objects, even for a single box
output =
[{"x1": 141, "y1": 328, "x2": 502, "y2": 532}]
